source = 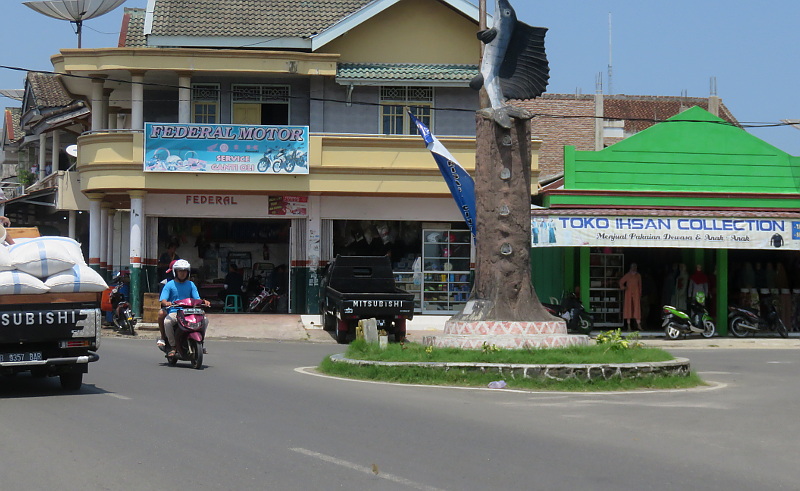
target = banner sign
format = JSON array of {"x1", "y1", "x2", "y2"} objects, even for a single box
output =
[
  {"x1": 144, "y1": 194, "x2": 308, "y2": 218},
  {"x1": 532, "y1": 215, "x2": 800, "y2": 250},
  {"x1": 144, "y1": 123, "x2": 309, "y2": 175}
]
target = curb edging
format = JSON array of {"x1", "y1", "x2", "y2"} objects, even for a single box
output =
[{"x1": 329, "y1": 353, "x2": 691, "y2": 381}]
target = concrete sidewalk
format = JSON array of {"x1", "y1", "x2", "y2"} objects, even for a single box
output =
[{"x1": 121, "y1": 313, "x2": 800, "y2": 349}]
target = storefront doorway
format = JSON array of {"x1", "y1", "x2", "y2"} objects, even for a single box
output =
[{"x1": 157, "y1": 217, "x2": 291, "y2": 312}]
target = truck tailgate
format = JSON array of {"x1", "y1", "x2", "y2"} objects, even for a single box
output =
[{"x1": 0, "y1": 308, "x2": 101, "y2": 344}]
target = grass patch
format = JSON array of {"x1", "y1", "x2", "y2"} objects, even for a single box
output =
[
  {"x1": 340, "y1": 338, "x2": 675, "y2": 364},
  {"x1": 316, "y1": 338, "x2": 707, "y2": 392}
]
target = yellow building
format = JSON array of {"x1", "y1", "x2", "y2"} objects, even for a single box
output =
[{"x1": 18, "y1": 0, "x2": 543, "y2": 316}]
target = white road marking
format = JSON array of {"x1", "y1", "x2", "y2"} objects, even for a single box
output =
[
  {"x1": 106, "y1": 393, "x2": 131, "y2": 400},
  {"x1": 766, "y1": 361, "x2": 792, "y2": 364},
  {"x1": 290, "y1": 447, "x2": 448, "y2": 491}
]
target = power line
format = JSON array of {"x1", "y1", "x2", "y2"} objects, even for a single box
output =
[{"x1": 0, "y1": 64, "x2": 793, "y2": 129}]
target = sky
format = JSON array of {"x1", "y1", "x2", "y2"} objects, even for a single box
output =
[{"x1": 2, "y1": 0, "x2": 799, "y2": 154}]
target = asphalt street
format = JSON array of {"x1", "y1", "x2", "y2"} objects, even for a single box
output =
[{"x1": 1, "y1": 338, "x2": 799, "y2": 490}]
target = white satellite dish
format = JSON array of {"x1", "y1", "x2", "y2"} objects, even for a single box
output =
[
  {"x1": 65, "y1": 144, "x2": 78, "y2": 157},
  {"x1": 23, "y1": 0, "x2": 128, "y2": 48}
]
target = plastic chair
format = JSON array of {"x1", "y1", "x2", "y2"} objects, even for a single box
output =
[{"x1": 224, "y1": 295, "x2": 242, "y2": 313}]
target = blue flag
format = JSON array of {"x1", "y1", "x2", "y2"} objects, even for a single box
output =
[{"x1": 408, "y1": 112, "x2": 477, "y2": 239}]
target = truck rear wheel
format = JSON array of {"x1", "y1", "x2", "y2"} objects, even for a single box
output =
[
  {"x1": 323, "y1": 313, "x2": 336, "y2": 332},
  {"x1": 60, "y1": 373, "x2": 83, "y2": 390}
]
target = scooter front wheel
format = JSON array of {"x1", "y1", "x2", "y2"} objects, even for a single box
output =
[
  {"x1": 701, "y1": 319, "x2": 716, "y2": 338},
  {"x1": 775, "y1": 318, "x2": 788, "y2": 338},
  {"x1": 189, "y1": 339, "x2": 203, "y2": 369}
]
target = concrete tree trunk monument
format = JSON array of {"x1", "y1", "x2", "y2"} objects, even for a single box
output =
[{"x1": 424, "y1": 0, "x2": 587, "y2": 348}]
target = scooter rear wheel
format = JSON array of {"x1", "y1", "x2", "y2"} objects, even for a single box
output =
[
  {"x1": 189, "y1": 339, "x2": 203, "y2": 369},
  {"x1": 729, "y1": 316, "x2": 750, "y2": 338},
  {"x1": 665, "y1": 325, "x2": 682, "y2": 340}
]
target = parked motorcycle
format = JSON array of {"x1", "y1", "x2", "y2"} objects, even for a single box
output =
[
  {"x1": 662, "y1": 291, "x2": 716, "y2": 339},
  {"x1": 110, "y1": 273, "x2": 136, "y2": 335},
  {"x1": 248, "y1": 283, "x2": 281, "y2": 313},
  {"x1": 728, "y1": 295, "x2": 788, "y2": 338},
  {"x1": 542, "y1": 292, "x2": 593, "y2": 334},
  {"x1": 159, "y1": 298, "x2": 207, "y2": 369}
]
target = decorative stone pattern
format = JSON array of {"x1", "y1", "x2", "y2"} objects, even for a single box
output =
[
  {"x1": 426, "y1": 319, "x2": 589, "y2": 349},
  {"x1": 329, "y1": 354, "x2": 692, "y2": 381}
]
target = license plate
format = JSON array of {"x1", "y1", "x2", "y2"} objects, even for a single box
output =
[
  {"x1": 0, "y1": 352, "x2": 43, "y2": 363},
  {"x1": 182, "y1": 308, "x2": 204, "y2": 315}
]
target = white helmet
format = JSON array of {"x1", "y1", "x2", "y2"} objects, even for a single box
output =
[{"x1": 171, "y1": 259, "x2": 191, "y2": 272}]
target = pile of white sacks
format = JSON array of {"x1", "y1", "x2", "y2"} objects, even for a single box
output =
[{"x1": 0, "y1": 236, "x2": 108, "y2": 295}]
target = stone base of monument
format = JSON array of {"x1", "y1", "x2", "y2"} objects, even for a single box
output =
[{"x1": 423, "y1": 319, "x2": 589, "y2": 349}]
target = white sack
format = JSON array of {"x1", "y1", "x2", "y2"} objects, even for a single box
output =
[
  {"x1": 45, "y1": 263, "x2": 108, "y2": 293},
  {"x1": 0, "y1": 270, "x2": 50, "y2": 294},
  {"x1": 0, "y1": 245, "x2": 12, "y2": 271},
  {"x1": 9, "y1": 236, "x2": 85, "y2": 278}
]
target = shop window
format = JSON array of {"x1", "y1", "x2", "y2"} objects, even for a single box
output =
[
  {"x1": 191, "y1": 84, "x2": 220, "y2": 123},
  {"x1": 380, "y1": 86, "x2": 433, "y2": 135},
  {"x1": 232, "y1": 84, "x2": 290, "y2": 125}
]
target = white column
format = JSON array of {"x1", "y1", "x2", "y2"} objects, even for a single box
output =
[
  {"x1": 90, "y1": 76, "x2": 107, "y2": 131},
  {"x1": 87, "y1": 196, "x2": 102, "y2": 271},
  {"x1": 38, "y1": 134, "x2": 47, "y2": 181},
  {"x1": 178, "y1": 72, "x2": 192, "y2": 123},
  {"x1": 106, "y1": 209, "x2": 116, "y2": 275},
  {"x1": 99, "y1": 205, "x2": 109, "y2": 275},
  {"x1": 129, "y1": 192, "x2": 145, "y2": 272},
  {"x1": 50, "y1": 130, "x2": 60, "y2": 173},
  {"x1": 68, "y1": 210, "x2": 77, "y2": 239},
  {"x1": 307, "y1": 196, "x2": 322, "y2": 271},
  {"x1": 102, "y1": 88, "x2": 113, "y2": 131},
  {"x1": 131, "y1": 71, "x2": 145, "y2": 130}
]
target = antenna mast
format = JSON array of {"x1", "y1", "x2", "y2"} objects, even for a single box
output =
[{"x1": 607, "y1": 13, "x2": 613, "y2": 95}]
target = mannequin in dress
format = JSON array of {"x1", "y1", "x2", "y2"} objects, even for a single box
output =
[
  {"x1": 619, "y1": 263, "x2": 642, "y2": 331},
  {"x1": 673, "y1": 264, "x2": 689, "y2": 311}
]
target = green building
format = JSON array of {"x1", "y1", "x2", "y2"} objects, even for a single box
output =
[{"x1": 532, "y1": 106, "x2": 800, "y2": 336}]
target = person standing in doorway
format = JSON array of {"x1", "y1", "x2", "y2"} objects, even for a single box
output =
[
  {"x1": 619, "y1": 263, "x2": 642, "y2": 331},
  {"x1": 158, "y1": 242, "x2": 180, "y2": 282}
]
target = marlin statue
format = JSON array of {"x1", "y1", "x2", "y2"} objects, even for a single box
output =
[{"x1": 470, "y1": 0, "x2": 550, "y2": 128}]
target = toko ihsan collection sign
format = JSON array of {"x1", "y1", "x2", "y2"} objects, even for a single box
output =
[
  {"x1": 144, "y1": 123, "x2": 309, "y2": 175},
  {"x1": 532, "y1": 216, "x2": 800, "y2": 250}
]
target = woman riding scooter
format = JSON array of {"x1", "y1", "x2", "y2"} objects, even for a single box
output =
[{"x1": 159, "y1": 259, "x2": 210, "y2": 357}]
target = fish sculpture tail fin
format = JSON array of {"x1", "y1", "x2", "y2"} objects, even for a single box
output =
[
  {"x1": 477, "y1": 27, "x2": 498, "y2": 44},
  {"x1": 469, "y1": 73, "x2": 484, "y2": 91}
]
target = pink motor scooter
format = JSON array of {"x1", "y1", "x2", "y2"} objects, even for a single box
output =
[{"x1": 159, "y1": 298, "x2": 207, "y2": 369}]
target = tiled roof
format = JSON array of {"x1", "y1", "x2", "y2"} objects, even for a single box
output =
[
  {"x1": 26, "y1": 72, "x2": 74, "y2": 108},
  {"x1": 149, "y1": 0, "x2": 373, "y2": 38},
  {"x1": 337, "y1": 63, "x2": 478, "y2": 82},
  {"x1": 511, "y1": 94, "x2": 740, "y2": 183},
  {"x1": 120, "y1": 7, "x2": 146, "y2": 47}
]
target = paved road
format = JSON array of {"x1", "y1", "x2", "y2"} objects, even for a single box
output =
[{"x1": 1, "y1": 339, "x2": 799, "y2": 490}]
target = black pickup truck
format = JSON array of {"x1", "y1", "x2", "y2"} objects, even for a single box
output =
[
  {"x1": 320, "y1": 255, "x2": 415, "y2": 344},
  {"x1": 0, "y1": 292, "x2": 101, "y2": 390}
]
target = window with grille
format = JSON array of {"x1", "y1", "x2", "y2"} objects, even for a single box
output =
[
  {"x1": 231, "y1": 84, "x2": 291, "y2": 125},
  {"x1": 380, "y1": 86, "x2": 433, "y2": 135},
  {"x1": 191, "y1": 84, "x2": 220, "y2": 124}
]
